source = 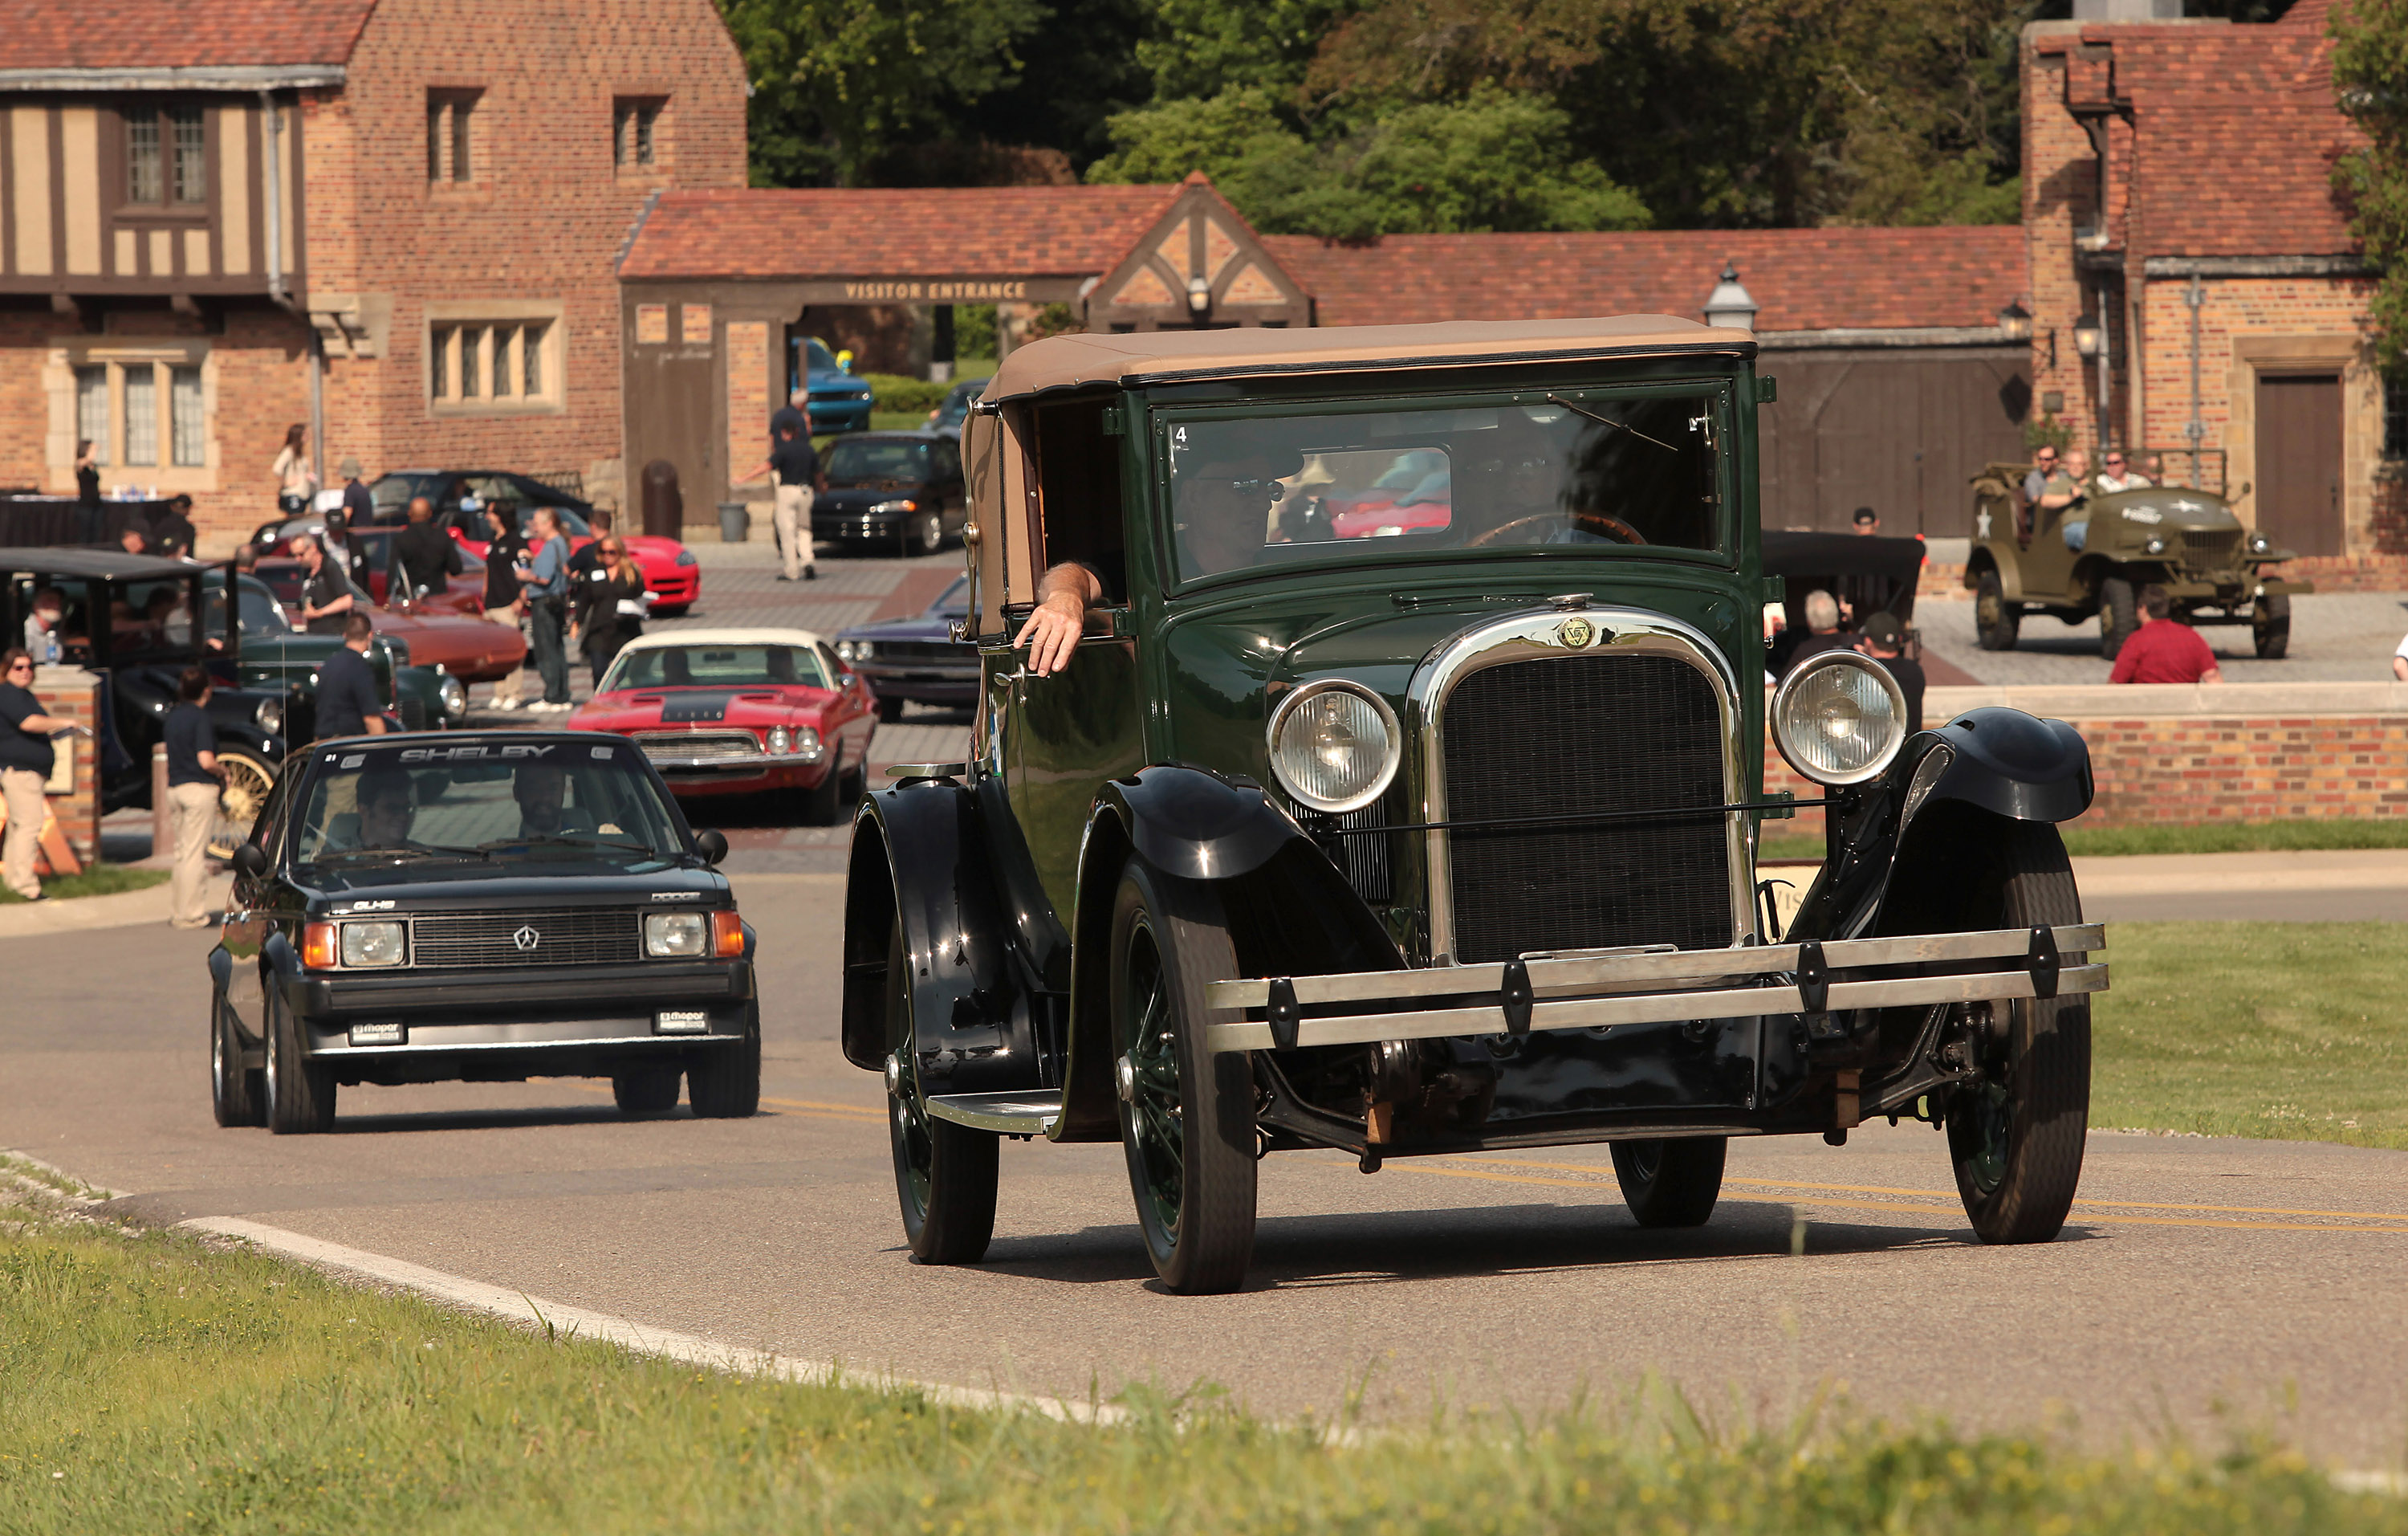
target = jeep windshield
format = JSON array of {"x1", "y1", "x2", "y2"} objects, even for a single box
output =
[
  {"x1": 1161, "y1": 390, "x2": 1726, "y2": 582},
  {"x1": 290, "y1": 741, "x2": 685, "y2": 870}
]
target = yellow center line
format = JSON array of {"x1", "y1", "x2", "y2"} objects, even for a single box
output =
[
  {"x1": 1446, "y1": 1155, "x2": 2408, "y2": 1225},
  {"x1": 562, "y1": 1083, "x2": 887, "y2": 1122},
  {"x1": 1368, "y1": 1159, "x2": 2408, "y2": 1233}
]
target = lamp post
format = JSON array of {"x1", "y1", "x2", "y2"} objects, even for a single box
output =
[
  {"x1": 1702, "y1": 262, "x2": 1758, "y2": 329},
  {"x1": 1997, "y1": 299, "x2": 2032, "y2": 342}
]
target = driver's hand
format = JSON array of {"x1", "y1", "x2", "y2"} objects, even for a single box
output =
[{"x1": 1012, "y1": 590, "x2": 1088, "y2": 677}]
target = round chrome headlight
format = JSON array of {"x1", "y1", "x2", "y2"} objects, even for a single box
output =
[
  {"x1": 836, "y1": 640, "x2": 860, "y2": 662},
  {"x1": 1267, "y1": 679, "x2": 1401, "y2": 813},
  {"x1": 254, "y1": 697, "x2": 285, "y2": 736},
  {"x1": 767, "y1": 726, "x2": 793, "y2": 753},
  {"x1": 436, "y1": 673, "x2": 467, "y2": 719},
  {"x1": 1771, "y1": 652, "x2": 1908, "y2": 787}
]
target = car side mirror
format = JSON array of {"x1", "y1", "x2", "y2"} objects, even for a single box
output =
[
  {"x1": 694, "y1": 829, "x2": 729, "y2": 866},
  {"x1": 231, "y1": 842, "x2": 268, "y2": 878}
]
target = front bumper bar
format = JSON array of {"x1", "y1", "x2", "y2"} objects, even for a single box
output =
[{"x1": 1202, "y1": 924, "x2": 2105, "y2": 1054}]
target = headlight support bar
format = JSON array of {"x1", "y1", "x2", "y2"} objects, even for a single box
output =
[{"x1": 1304, "y1": 796, "x2": 1832, "y2": 836}]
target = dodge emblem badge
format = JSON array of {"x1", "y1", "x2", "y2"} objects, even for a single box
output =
[
  {"x1": 512, "y1": 926, "x2": 540, "y2": 952},
  {"x1": 1557, "y1": 617, "x2": 1596, "y2": 649}
]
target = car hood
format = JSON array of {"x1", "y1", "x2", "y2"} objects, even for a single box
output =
[
  {"x1": 375, "y1": 612, "x2": 521, "y2": 671},
  {"x1": 838, "y1": 613, "x2": 964, "y2": 643},
  {"x1": 816, "y1": 483, "x2": 932, "y2": 509},
  {"x1": 2089, "y1": 488, "x2": 2243, "y2": 531},
  {"x1": 298, "y1": 863, "x2": 723, "y2": 906}
]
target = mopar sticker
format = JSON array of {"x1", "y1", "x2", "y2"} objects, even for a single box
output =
[
  {"x1": 656, "y1": 1010, "x2": 710, "y2": 1034},
  {"x1": 397, "y1": 744, "x2": 558, "y2": 764}
]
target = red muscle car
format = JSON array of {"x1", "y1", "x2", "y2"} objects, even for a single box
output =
[{"x1": 568, "y1": 628, "x2": 879, "y2": 824}]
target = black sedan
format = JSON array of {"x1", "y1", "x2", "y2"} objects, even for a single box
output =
[
  {"x1": 208, "y1": 731, "x2": 759, "y2": 1134},
  {"x1": 811, "y1": 431, "x2": 966, "y2": 557},
  {"x1": 833, "y1": 574, "x2": 974, "y2": 720}
]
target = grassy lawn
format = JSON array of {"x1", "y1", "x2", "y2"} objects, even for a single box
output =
[
  {"x1": 0, "y1": 1166, "x2": 2382, "y2": 1535},
  {"x1": 0, "y1": 865, "x2": 167, "y2": 905},
  {"x1": 1762, "y1": 817, "x2": 2408, "y2": 864}
]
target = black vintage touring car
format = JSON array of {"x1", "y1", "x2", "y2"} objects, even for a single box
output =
[{"x1": 207, "y1": 731, "x2": 759, "y2": 1133}]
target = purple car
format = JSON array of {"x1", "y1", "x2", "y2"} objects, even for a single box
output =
[{"x1": 832, "y1": 575, "x2": 974, "y2": 721}]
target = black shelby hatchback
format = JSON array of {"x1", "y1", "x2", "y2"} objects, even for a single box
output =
[{"x1": 207, "y1": 731, "x2": 758, "y2": 1134}]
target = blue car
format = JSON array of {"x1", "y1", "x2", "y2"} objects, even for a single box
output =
[{"x1": 799, "y1": 336, "x2": 875, "y2": 435}]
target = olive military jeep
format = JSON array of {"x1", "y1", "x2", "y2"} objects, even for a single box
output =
[
  {"x1": 844, "y1": 319, "x2": 2108, "y2": 1294},
  {"x1": 1966, "y1": 462, "x2": 2310, "y2": 659}
]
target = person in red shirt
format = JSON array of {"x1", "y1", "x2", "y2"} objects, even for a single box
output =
[{"x1": 2109, "y1": 585, "x2": 2224, "y2": 685}]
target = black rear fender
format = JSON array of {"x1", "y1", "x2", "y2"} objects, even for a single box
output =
[
  {"x1": 1784, "y1": 709, "x2": 2093, "y2": 943},
  {"x1": 1056, "y1": 766, "x2": 1402, "y2": 1142}
]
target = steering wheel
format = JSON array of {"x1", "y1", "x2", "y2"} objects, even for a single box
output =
[{"x1": 1464, "y1": 509, "x2": 1648, "y2": 548}]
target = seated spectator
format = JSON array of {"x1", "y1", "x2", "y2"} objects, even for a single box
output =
[
  {"x1": 2094, "y1": 450, "x2": 2151, "y2": 493},
  {"x1": 2110, "y1": 585, "x2": 2223, "y2": 685},
  {"x1": 1780, "y1": 589, "x2": 1856, "y2": 675},
  {"x1": 2051, "y1": 446, "x2": 2093, "y2": 550},
  {"x1": 1855, "y1": 612, "x2": 1925, "y2": 733},
  {"x1": 2020, "y1": 445, "x2": 2060, "y2": 539}
]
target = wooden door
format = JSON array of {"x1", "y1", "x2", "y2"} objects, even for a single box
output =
[
  {"x1": 622, "y1": 317, "x2": 718, "y2": 527},
  {"x1": 2255, "y1": 373, "x2": 2343, "y2": 557},
  {"x1": 1755, "y1": 353, "x2": 2030, "y2": 535}
]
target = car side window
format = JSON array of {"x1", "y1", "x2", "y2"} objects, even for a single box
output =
[{"x1": 933, "y1": 442, "x2": 962, "y2": 481}]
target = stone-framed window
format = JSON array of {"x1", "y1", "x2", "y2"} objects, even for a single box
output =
[
  {"x1": 426, "y1": 89, "x2": 482, "y2": 184},
  {"x1": 2385, "y1": 373, "x2": 2408, "y2": 461},
  {"x1": 47, "y1": 341, "x2": 218, "y2": 492},
  {"x1": 123, "y1": 103, "x2": 206, "y2": 206},
  {"x1": 425, "y1": 300, "x2": 565, "y2": 415},
  {"x1": 613, "y1": 97, "x2": 667, "y2": 170}
]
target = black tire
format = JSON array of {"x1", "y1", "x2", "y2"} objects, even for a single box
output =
[
  {"x1": 1945, "y1": 821, "x2": 2091, "y2": 1244},
  {"x1": 797, "y1": 764, "x2": 844, "y2": 825},
  {"x1": 885, "y1": 920, "x2": 998, "y2": 1263},
  {"x1": 207, "y1": 748, "x2": 277, "y2": 862},
  {"x1": 688, "y1": 1004, "x2": 761, "y2": 1118},
  {"x1": 209, "y1": 987, "x2": 264, "y2": 1128},
  {"x1": 1974, "y1": 568, "x2": 2020, "y2": 651},
  {"x1": 262, "y1": 986, "x2": 336, "y2": 1135},
  {"x1": 1609, "y1": 1136, "x2": 1727, "y2": 1228},
  {"x1": 2097, "y1": 577, "x2": 2138, "y2": 661},
  {"x1": 612, "y1": 1065, "x2": 682, "y2": 1114},
  {"x1": 2254, "y1": 592, "x2": 2291, "y2": 659},
  {"x1": 877, "y1": 694, "x2": 906, "y2": 723},
  {"x1": 1111, "y1": 858, "x2": 1257, "y2": 1294}
]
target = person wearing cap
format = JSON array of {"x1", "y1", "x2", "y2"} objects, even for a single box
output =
[
  {"x1": 319, "y1": 507, "x2": 375, "y2": 595},
  {"x1": 337, "y1": 456, "x2": 375, "y2": 528},
  {"x1": 149, "y1": 494, "x2": 198, "y2": 560},
  {"x1": 1850, "y1": 506, "x2": 1880, "y2": 536},
  {"x1": 1854, "y1": 612, "x2": 1925, "y2": 734}
]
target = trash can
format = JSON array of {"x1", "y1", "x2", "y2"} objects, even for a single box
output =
[
  {"x1": 640, "y1": 459, "x2": 682, "y2": 538},
  {"x1": 717, "y1": 501, "x2": 750, "y2": 544}
]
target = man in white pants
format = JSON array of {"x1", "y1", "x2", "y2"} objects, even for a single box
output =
[{"x1": 741, "y1": 392, "x2": 822, "y2": 582}]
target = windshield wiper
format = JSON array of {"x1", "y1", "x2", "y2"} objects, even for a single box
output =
[
  {"x1": 474, "y1": 833, "x2": 656, "y2": 856},
  {"x1": 306, "y1": 845, "x2": 487, "y2": 866},
  {"x1": 1544, "y1": 393, "x2": 1680, "y2": 453}
]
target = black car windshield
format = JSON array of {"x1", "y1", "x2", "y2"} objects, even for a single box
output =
[
  {"x1": 291, "y1": 740, "x2": 683, "y2": 868},
  {"x1": 1161, "y1": 393, "x2": 1724, "y2": 581},
  {"x1": 369, "y1": 475, "x2": 438, "y2": 519},
  {"x1": 825, "y1": 439, "x2": 929, "y2": 483},
  {"x1": 602, "y1": 643, "x2": 831, "y2": 692}
]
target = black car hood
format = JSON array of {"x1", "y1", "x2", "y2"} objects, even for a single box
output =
[
  {"x1": 838, "y1": 612, "x2": 965, "y2": 643},
  {"x1": 297, "y1": 863, "x2": 724, "y2": 908},
  {"x1": 816, "y1": 484, "x2": 932, "y2": 512}
]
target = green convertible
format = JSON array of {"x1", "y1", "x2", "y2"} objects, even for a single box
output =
[{"x1": 842, "y1": 319, "x2": 2108, "y2": 1294}]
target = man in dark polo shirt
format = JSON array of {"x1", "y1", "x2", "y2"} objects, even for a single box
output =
[
  {"x1": 294, "y1": 534, "x2": 358, "y2": 636},
  {"x1": 2109, "y1": 585, "x2": 2224, "y2": 685},
  {"x1": 312, "y1": 613, "x2": 389, "y2": 741},
  {"x1": 163, "y1": 665, "x2": 225, "y2": 928},
  {"x1": 1, "y1": 648, "x2": 92, "y2": 902}
]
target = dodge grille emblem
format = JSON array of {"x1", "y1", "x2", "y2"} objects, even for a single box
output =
[
  {"x1": 1556, "y1": 616, "x2": 1595, "y2": 649},
  {"x1": 512, "y1": 926, "x2": 541, "y2": 952}
]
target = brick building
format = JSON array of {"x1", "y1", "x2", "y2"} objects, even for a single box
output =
[
  {"x1": 0, "y1": 0, "x2": 746, "y2": 544},
  {"x1": 2022, "y1": 0, "x2": 2394, "y2": 572}
]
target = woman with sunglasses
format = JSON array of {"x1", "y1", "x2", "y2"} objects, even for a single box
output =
[
  {"x1": 568, "y1": 537, "x2": 649, "y2": 692},
  {"x1": 0, "y1": 648, "x2": 96, "y2": 902}
]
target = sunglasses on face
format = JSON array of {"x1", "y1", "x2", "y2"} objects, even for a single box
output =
[{"x1": 6, "y1": 662, "x2": 32, "y2": 675}]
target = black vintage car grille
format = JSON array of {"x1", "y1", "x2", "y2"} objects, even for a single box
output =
[
  {"x1": 1295, "y1": 804, "x2": 1393, "y2": 904},
  {"x1": 409, "y1": 908, "x2": 642, "y2": 968},
  {"x1": 1440, "y1": 654, "x2": 1732, "y2": 964}
]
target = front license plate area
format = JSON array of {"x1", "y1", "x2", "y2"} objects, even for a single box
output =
[{"x1": 655, "y1": 1009, "x2": 710, "y2": 1034}]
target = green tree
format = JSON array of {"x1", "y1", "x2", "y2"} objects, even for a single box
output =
[
  {"x1": 1137, "y1": 0, "x2": 1371, "y2": 104},
  {"x1": 2333, "y1": 0, "x2": 2408, "y2": 368},
  {"x1": 721, "y1": 0, "x2": 1047, "y2": 185},
  {"x1": 1087, "y1": 88, "x2": 1646, "y2": 238}
]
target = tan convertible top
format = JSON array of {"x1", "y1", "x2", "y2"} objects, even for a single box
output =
[{"x1": 981, "y1": 315, "x2": 1748, "y2": 401}]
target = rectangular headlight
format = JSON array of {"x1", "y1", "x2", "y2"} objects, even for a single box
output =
[
  {"x1": 340, "y1": 921, "x2": 406, "y2": 968},
  {"x1": 645, "y1": 911, "x2": 708, "y2": 957}
]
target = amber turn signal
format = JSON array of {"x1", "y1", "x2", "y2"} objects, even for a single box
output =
[
  {"x1": 301, "y1": 922, "x2": 340, "y2": 969},
  {"x1": 712, "y1": 910, "x2": 745, "y2": 958}
]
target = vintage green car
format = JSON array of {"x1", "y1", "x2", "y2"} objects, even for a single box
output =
[
  {"x1": 843, "y1": 320, "x2": 2107, "y2": 1294},
  {"x1": 1965, "y1": 462, "x2": 2310, "y2": 658},
  {"x1": 204, "y1": 569, "x2": 469, "y2": 736}
]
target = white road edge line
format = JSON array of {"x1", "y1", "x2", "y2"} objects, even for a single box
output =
[{"x1": 175, "y1": 1215, "x2": 1125, "y2": 1427}]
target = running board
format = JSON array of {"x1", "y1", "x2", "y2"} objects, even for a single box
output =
[
  {"x1": 925, "y1": 1090, "x2": 1064, "y2": 1136},
  {"x1": 1201, "y1": 923, "x2": 2105, "y2": 1055}
]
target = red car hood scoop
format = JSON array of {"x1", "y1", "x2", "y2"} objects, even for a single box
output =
[{"x1": 659, "y1": 692, "x2": 736, "y2": 723}]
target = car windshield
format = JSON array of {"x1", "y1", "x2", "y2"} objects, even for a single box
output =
[
  {"x1": 370, "y1": 475, "x2": 438, "y2": 519},
  {"x1": 807, "y1": 338, "x2": 842, "y2": 375},
  {"x1": 934, "y1": 382, "x2": 982, "y2": 427},
  {"x1": 825, "y1": 440, "x2": 929, "y2": 483},
  {"x1": 113, "y1": 577, "x2": 201, "y2": 660},
  {"x1": 928, "y1": 576, "x2": 969, "y2": 617},
  {"x1": 602, "y1": 643, "x2": 831, "y2": 692},
  {"x1": 201, "y1": 575, "x2": 296, "y2": 640},
  {"x1": 291, "y1": 741, "x2": 683, "y2": 868},
  {"x1": 1161, "y1": 393, "x2": 1724, "y2": 581}
]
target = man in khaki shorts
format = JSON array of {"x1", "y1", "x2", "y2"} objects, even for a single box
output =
[{"x1": 741, "y1": 390, "x2": 821, "y2": 582}]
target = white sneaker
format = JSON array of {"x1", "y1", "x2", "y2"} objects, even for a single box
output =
[{"x1": 494, "y1": 697, "x2": 522, "y2": 711}]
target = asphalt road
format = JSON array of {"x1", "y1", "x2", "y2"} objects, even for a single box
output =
[{"x1": 14, "y1": 876, "x2": 2408, "y2": 1466}]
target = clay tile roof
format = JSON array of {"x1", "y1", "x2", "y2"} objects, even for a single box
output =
[
  {"x1": 1259, "y1": 227, "x2": 2024, "y2": 333},
  {"x1": 619, "y1": 186, "x2": 1186, "y2": 280},
  {"x1": 0, "y1": 0, "x2": 377, "y2": 69}
]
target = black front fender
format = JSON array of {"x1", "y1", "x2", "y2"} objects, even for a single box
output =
[
  {"x1": 1096, "y1": 764, "x2": 1301, "y2": 882},
  {"x1": 1784, "y1": 708, "x2": 2093, "y2": 943}
]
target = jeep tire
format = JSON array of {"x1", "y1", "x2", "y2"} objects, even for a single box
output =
[
  {"x1": 885, "y1": 920, "x2": 999, "y2": 1263},
  {"x1": 1111, "y1": 858, "x2": 1256, "y2": 1294},
  {"x1": 2097, "y1": 577, "x2": 2138, "y2": 661},
  {"x1": 1974, "y1": 568, "x2": 2020, "y2": 651},
  {"x1": 1610, "y1": 1136, "x2": 1727, "y2": 1227},
  {"x1": 1945, "y1": 820, "x2": 2090, "y2": 1243},
  {"x1": 2253, "y1": 592, "x2": 2291, "y2": 659},
  {"x1": 262, "y1": 987, "x2": 336, "y2": 1135}
]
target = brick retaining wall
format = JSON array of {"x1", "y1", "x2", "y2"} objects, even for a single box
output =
[{"x1": 1761, "y1": 682, "x2": 2408, "y2": 842}]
